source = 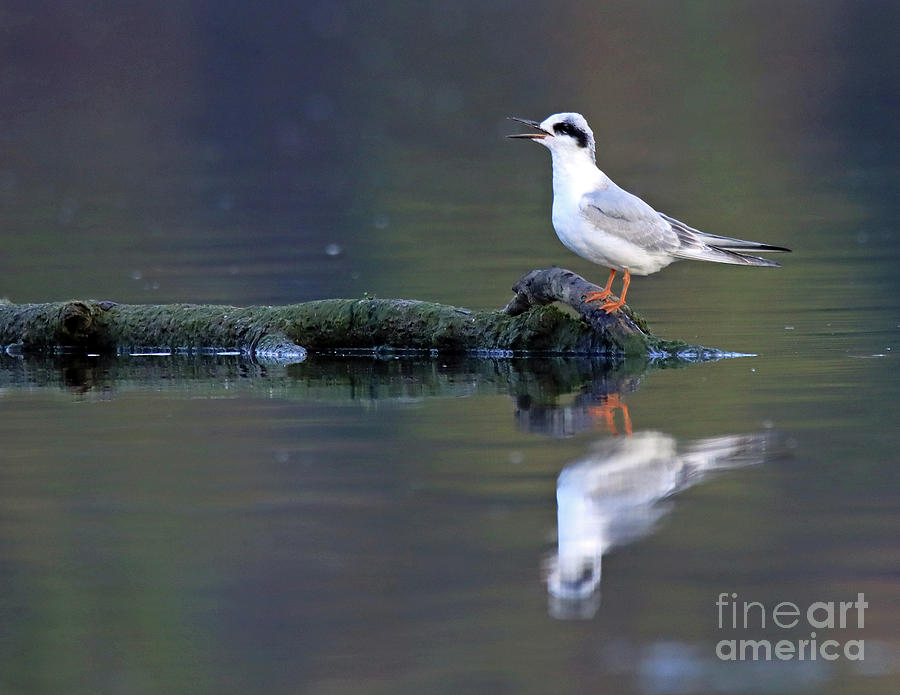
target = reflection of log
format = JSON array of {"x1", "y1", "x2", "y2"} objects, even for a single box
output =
[
  {"x1": 0, "y1": 353, "x2": 635, "y2": 403},
  {"x1": 0, "y1": 268, "x2": 712, "y2": 359}
]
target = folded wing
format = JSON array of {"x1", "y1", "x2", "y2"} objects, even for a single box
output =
[
  {"x1": 579, "y1": 186, "x2": 680, "y2": 255},
  {"x1": 580, "y1": 187, "x2": 791, "y2": 268}
]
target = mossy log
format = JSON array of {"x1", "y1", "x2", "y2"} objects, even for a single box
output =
[{"x1": 0, "y1": 268, "x2": 725, "y2": 360}]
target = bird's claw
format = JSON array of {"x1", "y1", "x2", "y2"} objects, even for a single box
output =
[
  {"x1": 583, "y1": 290, "x2": 613, "y2": 303},
  {"x1": 584, "y1": 290, "x2": 624, "y2": 313},
  {"x1": 600, "y1": 299, "x2": 626, "y2": 314}
]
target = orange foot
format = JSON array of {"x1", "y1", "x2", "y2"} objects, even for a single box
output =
[
  {"x1": 583, "y1": 289, "x2": 612, "y2": 303},
  {"x1": 599, "y1": 297, "x2": 626, "y2": 314},
  {"x1": 583, "y1": 268, "x2": 616, "y2": 304},
  {"x1": 593, "y1": 268, "x2": 631, "y2": 314}
]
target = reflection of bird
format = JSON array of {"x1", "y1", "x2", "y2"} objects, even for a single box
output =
[
  {"x1": 508, "y1": 113, "x2": 790, "y2": 313},
  {"x1": 547, "y1": 431, "x2": 771, "y2": 618}
]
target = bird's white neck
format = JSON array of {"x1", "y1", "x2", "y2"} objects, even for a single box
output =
[{"x1": 549, "y1": 150, "x2": 610, "y2": 198}]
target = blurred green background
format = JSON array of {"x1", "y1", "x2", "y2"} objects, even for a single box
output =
[
  {"x1": 2, "y1": 1, "x2": 896, "y2": 317},
  {"x1": 1, "y1": 2, "x2": 898, "y2": 694}
]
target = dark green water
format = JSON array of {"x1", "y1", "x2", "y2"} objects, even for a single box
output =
[{"x1": 1, "y1": 2, "x2": 898, "y2": 694}]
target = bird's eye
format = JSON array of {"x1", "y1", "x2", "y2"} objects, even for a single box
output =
[{"x1": 553, "y1": 122, "x2": 588, "y2": 148}]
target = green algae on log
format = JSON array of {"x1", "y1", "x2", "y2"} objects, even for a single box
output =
[{"x1": 0, "y1": 268, "x2": 735, "y2": 361}]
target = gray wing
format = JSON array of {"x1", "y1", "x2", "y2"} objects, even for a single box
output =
[
  {"x1": 579, "y1": 185, "x2": 680, "y2": 254},
  {"x1": 581, "y1": 186, "x2": 788, "y2": 267}
]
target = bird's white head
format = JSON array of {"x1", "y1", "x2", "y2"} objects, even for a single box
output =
[{"x1": 507, "y1": 112, "x2": 596, "y2": 163}]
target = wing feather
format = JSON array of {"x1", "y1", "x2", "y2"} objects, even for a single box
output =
[
  {"x1": 660, "y1": 213, "x2": 791, "y2": 252},
  {"x1": 579, "y1": 186, "x2": 680, "y2": 254},
  {"x1": 580, "y1": 188, "x2": 788, "y2": 267}
]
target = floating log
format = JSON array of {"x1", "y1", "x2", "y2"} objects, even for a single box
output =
[{"x1": 0, "y1": 268, "x2": 729, "y2": 361}]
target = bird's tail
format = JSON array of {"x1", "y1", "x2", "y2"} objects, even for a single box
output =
[
  {"x1": 673, "y1": 245, "x2": 783, "y2": 267},
  {"x1": 661, "y1": 213, "x2": 790, "y2": 267}
]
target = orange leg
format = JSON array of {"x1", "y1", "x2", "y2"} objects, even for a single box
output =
[
  {"x1": 620, "y1": 400, "x2": 633, "y2": 435},
  {"x1": 599, "y1": 268, "x2": 631, "y2": 314},
  {"x1": 587, "y1": 393, "x2": 633, "y2": 436},
  {"x1": 583, "y1": 268, "x2": 617, "y2": 303}
]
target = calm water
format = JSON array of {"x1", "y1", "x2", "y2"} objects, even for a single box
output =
[{"x1": 1, "y1": 2, "x2": 899, "y2": 694}]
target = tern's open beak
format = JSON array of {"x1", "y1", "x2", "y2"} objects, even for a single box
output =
[{"x1": 506, "y1": 116, "x2": 551, "y2": 139}]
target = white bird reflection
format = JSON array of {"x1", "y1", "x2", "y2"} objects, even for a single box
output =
[{"x1": 547, "y1": 431, "x2": 772, "y2": 619}]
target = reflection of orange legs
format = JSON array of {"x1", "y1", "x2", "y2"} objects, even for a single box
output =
[
  {"x1": 587, "y1": 393, "x2": 633, "y2": 436},
  {"x1": 583, "y1": 268, "x2": 616, "y2": 303},
  {"x1": 583, "y1": 268, "x2": 632, "y2": 314}
]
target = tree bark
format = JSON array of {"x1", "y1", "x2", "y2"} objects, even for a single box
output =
[{"x1": 0, "y1": 268, "x2": 719, "y2": 360}]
